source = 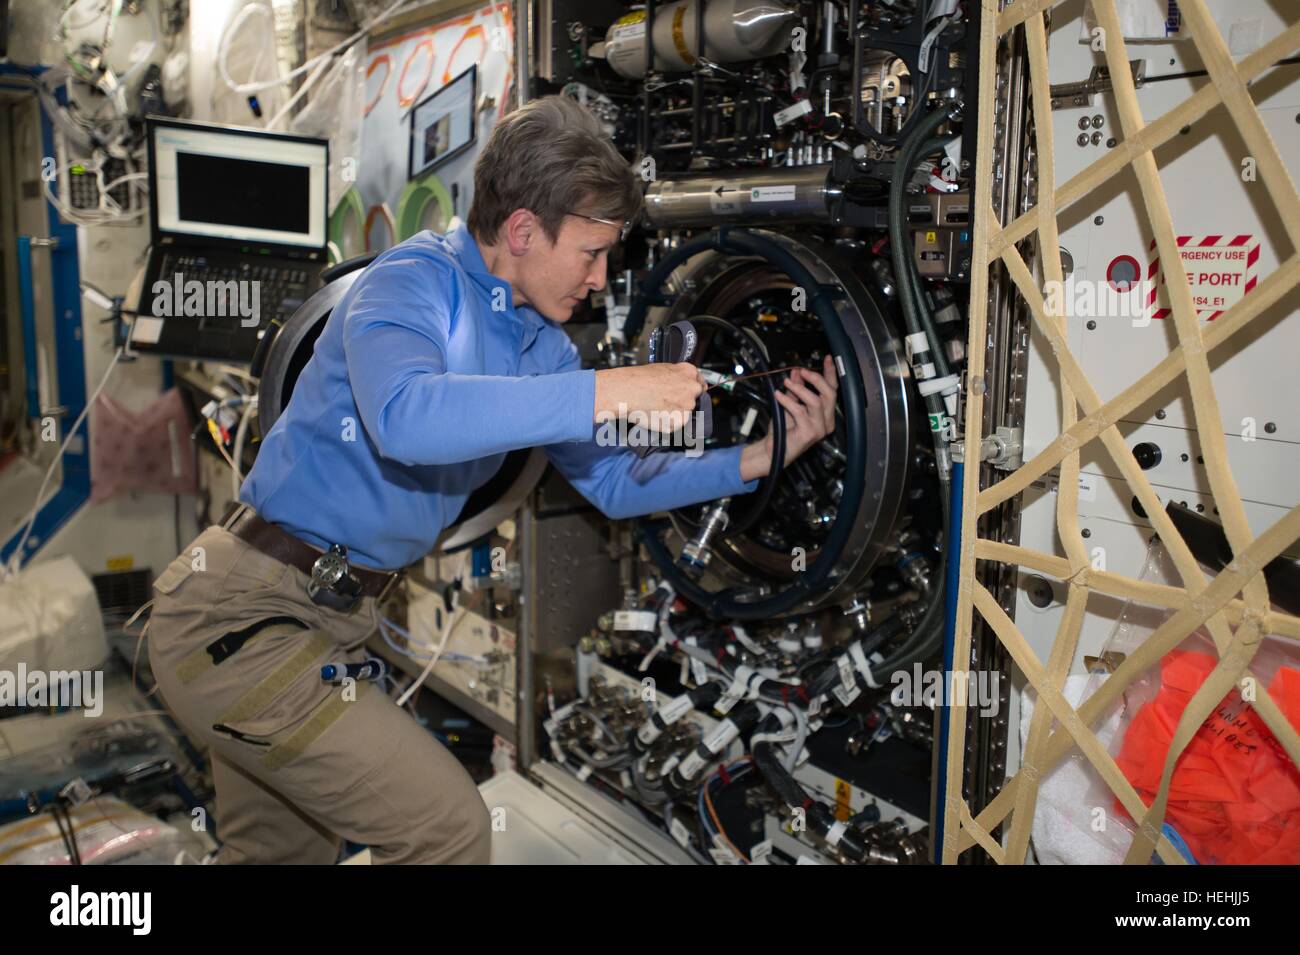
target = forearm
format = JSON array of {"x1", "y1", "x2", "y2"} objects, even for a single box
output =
[
  {"x1": 740, "y1": 440, "x2": 773, "y2": 483},
  {"x1": 548, "y1": 441, "x2": 760, "y2": 520},
  {"x1": 365, "y1": 368, "x2": 596, "y2": 465}
]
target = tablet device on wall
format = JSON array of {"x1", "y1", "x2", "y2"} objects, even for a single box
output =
[{"x1": 408, "y1": 65, "x2": 477, "y2": 180}]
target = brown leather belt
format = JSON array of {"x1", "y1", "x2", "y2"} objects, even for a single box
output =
[{"x1": 219, "y1": 502, "x2": 401, "y2": 600}]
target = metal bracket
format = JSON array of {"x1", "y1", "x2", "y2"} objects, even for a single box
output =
[
  {"x1": 984, "y1": 426, "x2": 1023, "y2": 470},
  {"x1": 1049, "y1": 59, "x2": 1146, "y2": 110},
  {"x1": 949, "y1": 426, "x2": 1022, "y2": 469}
]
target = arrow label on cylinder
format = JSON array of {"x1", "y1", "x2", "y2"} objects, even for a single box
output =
[{"x1": 709, "y1": 180, "x2": 743, "y2": 215}]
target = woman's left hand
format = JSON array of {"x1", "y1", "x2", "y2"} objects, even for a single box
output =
[{"x1": 746, "y1": 355, "x2": 839, "y2": 476}]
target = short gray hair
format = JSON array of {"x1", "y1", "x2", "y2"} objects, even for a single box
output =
[{"x1": 468, "y1": 95, "x2": 641, "y2": 243}]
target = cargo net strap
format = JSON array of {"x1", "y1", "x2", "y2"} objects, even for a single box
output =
[{"x1": 947, "y1": 0, "x2": 1300, "y2": 865}]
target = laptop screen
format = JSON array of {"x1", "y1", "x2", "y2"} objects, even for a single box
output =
[{"x1": 151, "y1": 122, "x2": 328, "y2": 249}]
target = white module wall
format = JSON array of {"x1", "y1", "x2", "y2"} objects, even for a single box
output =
[{"x1": 1008, "y1": 0, "x2": 1300, "y2": 775}]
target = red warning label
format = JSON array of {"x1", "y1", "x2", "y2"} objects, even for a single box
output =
[{"x1": 1146, "y1": 235, "x2": 1258, "y2": 321}]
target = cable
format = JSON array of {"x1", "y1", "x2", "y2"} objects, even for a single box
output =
[
  {"x1": 230, "y1": 396, "x2": 257, "y2": 498},
  {"x1": 217, "y1": 0, "x2": 415, "y2": 98},
  {"x1": 3, "y1": 347, "x2": 125, "y2": 580},
  {"x1": 48, "y1": 802, "x2": 83, "y2": 865},
  {"x1": 888, "y1": 105, "x2": 955, "y2": 378},
  {"x1": 393, "y1": 585, "x2": 489, "y2": 708},
  {"x1": 39, "y1": 154, "x2": 148, "y2": 227}
]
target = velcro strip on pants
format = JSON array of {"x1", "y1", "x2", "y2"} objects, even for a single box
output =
[
  {"x1": 215, "y1": 631, "x2": 333, "y2": 725},
  {"x1": 177, "y1": 618, "x2": 308, "y2": 685},
  {"x1": 262, "y1": 680, "x2": 372, "y2": 771}
]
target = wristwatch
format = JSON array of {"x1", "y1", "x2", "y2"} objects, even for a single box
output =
[{"x1": 307, "y1": 544, "x2": 364, "y2": 611}]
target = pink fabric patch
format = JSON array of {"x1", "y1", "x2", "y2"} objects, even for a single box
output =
[{"x1": 90, "y1": 387, "x2": 198, "y2": 503}]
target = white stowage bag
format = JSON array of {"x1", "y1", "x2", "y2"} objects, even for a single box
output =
[
  {"x1": 0, "y1": 556, "x2": 108, "y2": 674},
  {"x1": 1020, "y1": 673, "x2": 1129, "y2": 865},
  {"x1": 0, "y1": 796, "x2": 183, "y2": 865}
]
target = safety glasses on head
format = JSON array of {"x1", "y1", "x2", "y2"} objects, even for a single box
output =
[{"x1": 568, "y1": 211, "x2": 632, "y2": 241}]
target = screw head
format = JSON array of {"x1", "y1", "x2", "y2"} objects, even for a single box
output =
[
  {"x1": 1086, "y1": 320, "x2": 1097, "y2": 330},
  {"x1": 1265, "y1": 421, "x2": 1277, "y2": 433},
  {"x1": 1094, "y1": 215, "x2": 1105, "y2": 225},
  {"x1": 1025, "y1": 575, "x2": 1054, "y2": 609}
]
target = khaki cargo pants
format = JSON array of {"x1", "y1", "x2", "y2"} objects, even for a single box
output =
[{"x1": 147, "y1": 520, "x2": 492, "y2": 864}]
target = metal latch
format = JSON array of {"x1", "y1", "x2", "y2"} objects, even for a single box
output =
[
  {"x1": 949, "y1": 426, "x2": 1022, "y2": 470},
  {"x1": 1049, "y1": 59, "x2": 1146, "y2": 110}
]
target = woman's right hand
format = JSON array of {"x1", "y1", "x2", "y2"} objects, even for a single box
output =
[{"x1": 593, "y1": 363, "x2": 705, "y2": 433}]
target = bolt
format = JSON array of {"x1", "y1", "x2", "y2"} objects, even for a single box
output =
[
  {"x1": 1077, "y1": 133, "x2": 1090, "y2": 147},
  {"x1": 1025, "y1": 575, "x2": 1054, "y2": 608},
  {"x1": 1081, "y1": 528, "x2": 1091, "y2": 539},
  {"x1": 1094, "y1": 215, "x2": 1105, "y2": 225},
  {"x1": 1156, "y1": 409, "x2": 1167, "y2": 420},
  {"x1": 1107, "y1": 137, "x2": 1117, "y2": 148},
  {"x1": 1086, "y1": 320, "x2": 1097, "y2": 330},
  {"x1": 1265, "y1": 421, "x2": 1277, "y2": 434},
  {"x1": 1092, "y1": 114, "x2": 1105, "y2": 129}
]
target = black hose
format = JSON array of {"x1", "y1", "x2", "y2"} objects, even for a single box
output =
[
  {"x1": 750, "y1": 714, "x2": 869, "y2": 862},
  {"x1": 679, "y1": 315, "x2": 785, "y2": 538},
  {"x1": 888, "y1": 106, "x2": 956, "y2": 378},
  {"x1": 630, "y1": 229, "x2": 870, "y2": 620},
  {"x1": 905, "y1": 134, "x2": 960, "y2": 378}
]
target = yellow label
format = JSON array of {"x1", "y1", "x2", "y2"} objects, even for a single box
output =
[
  {"x1": 671, "y1": 6, "x2": 696, "y2": 65},
  {"x1": 106, "y1": 555, "x2": 134, "y2": 571},
  {"x1": 926, "y1": 230, "x2": 938, "y2": 243},
  {"x1": 834, "y1": 778, "x2": 852, "y2": 821}
]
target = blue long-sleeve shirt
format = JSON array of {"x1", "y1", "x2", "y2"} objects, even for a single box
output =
[{"x1": 240, "y1": 224, "x2": 758, "y2": 570}]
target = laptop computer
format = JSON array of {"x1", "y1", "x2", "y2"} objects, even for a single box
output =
[{"x1": 132, "y1": 117, "x2": 330, "y2": 363}]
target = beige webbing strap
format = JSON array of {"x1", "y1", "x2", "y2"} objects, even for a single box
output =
[
  {"x1": 215, "y1": 631, "x2": 334, "y2": 725},
  {"x1": 262, "y1": 680, "x2": 372, "y2": 771},
  {"x1": 945, "y1": 0, "x2": 1300, "y2": 864},
  {"x1": 177, "y1": 622, "x2": 305, "y2": 685}
]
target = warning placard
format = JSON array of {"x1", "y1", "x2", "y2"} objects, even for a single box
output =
[{"x1": 1146, "y1": 235, "x2": 1258, "y2": 322}]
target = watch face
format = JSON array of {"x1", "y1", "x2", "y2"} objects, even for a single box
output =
[{"x1": 313, "y1": 552, "x2": 347, "y2": 586}]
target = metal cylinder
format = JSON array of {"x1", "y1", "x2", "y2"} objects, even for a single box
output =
[
  {"x1": 600, "y1": 0, "x2": 798, "y2": 79},
  {"x1": 643, "y1": 164, "x2": 840, "y2": 228}
]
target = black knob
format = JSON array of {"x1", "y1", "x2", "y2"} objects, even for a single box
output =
[{"x1": 1132, "y1": 441, "x2": 1162, "y2": 470}]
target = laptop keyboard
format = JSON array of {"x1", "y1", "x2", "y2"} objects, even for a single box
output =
[{"x1": 158, "y1": 254, "x2": 312, "y2": 331}]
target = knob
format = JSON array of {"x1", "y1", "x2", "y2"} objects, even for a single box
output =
[{"x1": 1132, "y1": 441, "x2": 1162, "y2": 470}]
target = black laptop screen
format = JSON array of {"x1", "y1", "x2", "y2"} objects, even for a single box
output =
[{"x1": 175, "y1": 152, "x2": 311, "y2": 236}]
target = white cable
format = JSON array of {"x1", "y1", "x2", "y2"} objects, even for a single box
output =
[
  {"x1": 230, "y1": 395, "x2": 257, "y2": 498},
  {"x1": 218, "y1": 0, "x2": 414, "y2": 98},
  {"x1": 4, "y1": 347, "x2": 125, "y2": 581},
  {"x1": 394, "y1": 587, "x2": 464, "y2": 708},
  {"x1": 265, "y1": 51, "x2": 334, "y2": 130},
  {"x1": 211, "y1": 363, "x2": 258, "y2": 384},
  {"x1": 40, "y1": 154, "x2": 148, "y2": 226},
  {"x1": 784, "y1": 705, "x2": 809, "y2": 774}
]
